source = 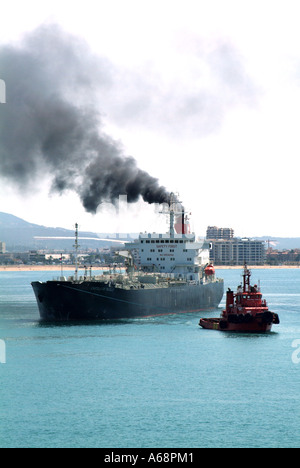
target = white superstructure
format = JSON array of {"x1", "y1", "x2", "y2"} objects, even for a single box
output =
[{"x1": 128, "y1": 204, "x2": 211, "y2": 281}]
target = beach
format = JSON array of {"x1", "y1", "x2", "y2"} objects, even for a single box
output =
[
  {"x1": 0, "y1": 264, "x2": 299, "y2": 272},
  {"x1": 0, "y1": 265, "x2": 81, "y2": 272},
  {"x1": 216, "y1": 265, "x2": 300, "y2": 269}
]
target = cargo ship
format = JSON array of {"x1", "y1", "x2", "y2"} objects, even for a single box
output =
[
  {"x1": 200, "y1": 264, "x2": 280, "y2": 332},
  {"x1": 32, "y1": 204, "x2": 224, "y2": 321}
]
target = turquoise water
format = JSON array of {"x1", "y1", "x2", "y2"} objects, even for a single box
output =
[{"x1": 0, "y1": 268, "x2": 299, "y2": 448}]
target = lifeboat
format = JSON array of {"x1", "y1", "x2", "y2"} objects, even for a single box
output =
[
  {"x1": 199, "y1": 264, "x2": 280, "y2": 332},
  {"x1": 205, "y1": 264, "x2": 215, "y2": 277}
]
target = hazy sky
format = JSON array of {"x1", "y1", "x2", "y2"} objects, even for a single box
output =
[{"x1": 1, "y1": 0, "x2": 300, "y2": 237}]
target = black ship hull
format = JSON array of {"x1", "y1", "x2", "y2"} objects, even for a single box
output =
[{"x1": 32, "y1": 279, "x2": 224, "y2": 321}]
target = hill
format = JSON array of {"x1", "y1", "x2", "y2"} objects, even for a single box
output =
[
  {"x1": 256, "y1": 237, "x2": 300, "y2": 250},
  {"x1": 0, "y1": 212, "x2": 132, "y2": 251},
  {"x1": 1, "y1": 212, "x2": 300, "y2": 252}
]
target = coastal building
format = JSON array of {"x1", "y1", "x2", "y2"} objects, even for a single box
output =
[
  {"x1": 207, "y1": 227, "x2": 266, "y2": 265},
  {"x1": 267, "y1": 248, "x2": 300, "y2": 265},
  {"x1": 0, "y1": 241, "x2": 6, "y2": 254},
  {"x1": 206, "y1": 226, "x2": 234, "y2": 240}
]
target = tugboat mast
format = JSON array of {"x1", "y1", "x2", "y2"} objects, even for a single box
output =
[{"x1": 243, "y1": 264, "x2": 251, "y2": 292}]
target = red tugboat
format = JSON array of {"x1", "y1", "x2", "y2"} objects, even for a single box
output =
[{"x1": 199, "y1": 265, "x2": 280, "y2": 332}]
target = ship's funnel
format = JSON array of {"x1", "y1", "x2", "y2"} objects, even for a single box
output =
[{"x1": 174, "y1": 211, "x2": 190, "y2": 234}]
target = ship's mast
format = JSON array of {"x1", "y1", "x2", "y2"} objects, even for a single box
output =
[
  {"x1": 169, "y1": 204, "x2": 175, "y2": 237},
  {"x1": 243, "y1": 263, "x2": 251, "y2": 292},
  {"x1": 74, "y1": 223, "x2": 80, "y2": 281},
  {"x1": 169, "y1": 192, "x2": 182, "y2": 237},
  {"x1": 159, "y1": 192, "x2": 185, "y2": 237}
]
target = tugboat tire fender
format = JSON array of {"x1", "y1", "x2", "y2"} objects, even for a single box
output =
[
  {"x1": 262, "y1": 311, "x2": 274, "y2": 324},
  {"x1": 245, "y1": 313, "x2": 253, "y2": 323},
  {"x1": 228, "y1": 314, "x2": 238, "y2": 324},
  {"x1": 273, "y1": 313, "x2": 280, "y2": 325}
]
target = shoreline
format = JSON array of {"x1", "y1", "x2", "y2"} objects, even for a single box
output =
[
  {"x1": 0, "y1": 264, "x2": 299, "y2": 272},
  {"x1": 216, "y1": 265, "x2": 300, "y2": 269},
  {"x1": 0, "y1": 265, "x2": 104, "y2": 272}
]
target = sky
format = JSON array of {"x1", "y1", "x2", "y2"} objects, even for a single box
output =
[{"x1": 0, "y1": 0, "x2": 300, "y2": 238}]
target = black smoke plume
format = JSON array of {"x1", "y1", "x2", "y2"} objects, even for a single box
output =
[{"x1": 0, "y1": 24, "x2": 171, "y2": 213}]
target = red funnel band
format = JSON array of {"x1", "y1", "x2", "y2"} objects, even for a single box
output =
[{"x1": 174, "y1": 214, "x2": 190, "y2": 234}]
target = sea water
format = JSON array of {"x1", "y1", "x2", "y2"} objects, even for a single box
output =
[{"x1": 0, "y1": 268, "x2": 299, "y2": 448}]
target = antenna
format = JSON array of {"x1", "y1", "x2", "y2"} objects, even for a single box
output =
[
  {"x1": 169, "y1": 193, "x2": 176, "y2": 237},
  {"x1": 74, "y1": 223, "x2": 80, "y2": 281},
  {"x1": 60, "y1": 252, "x2": 63, "y2": 278}
]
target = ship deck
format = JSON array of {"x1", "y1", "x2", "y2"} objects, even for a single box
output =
[{"x1": 54, "y1": 274, "x2": 223, "y2": 291}]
